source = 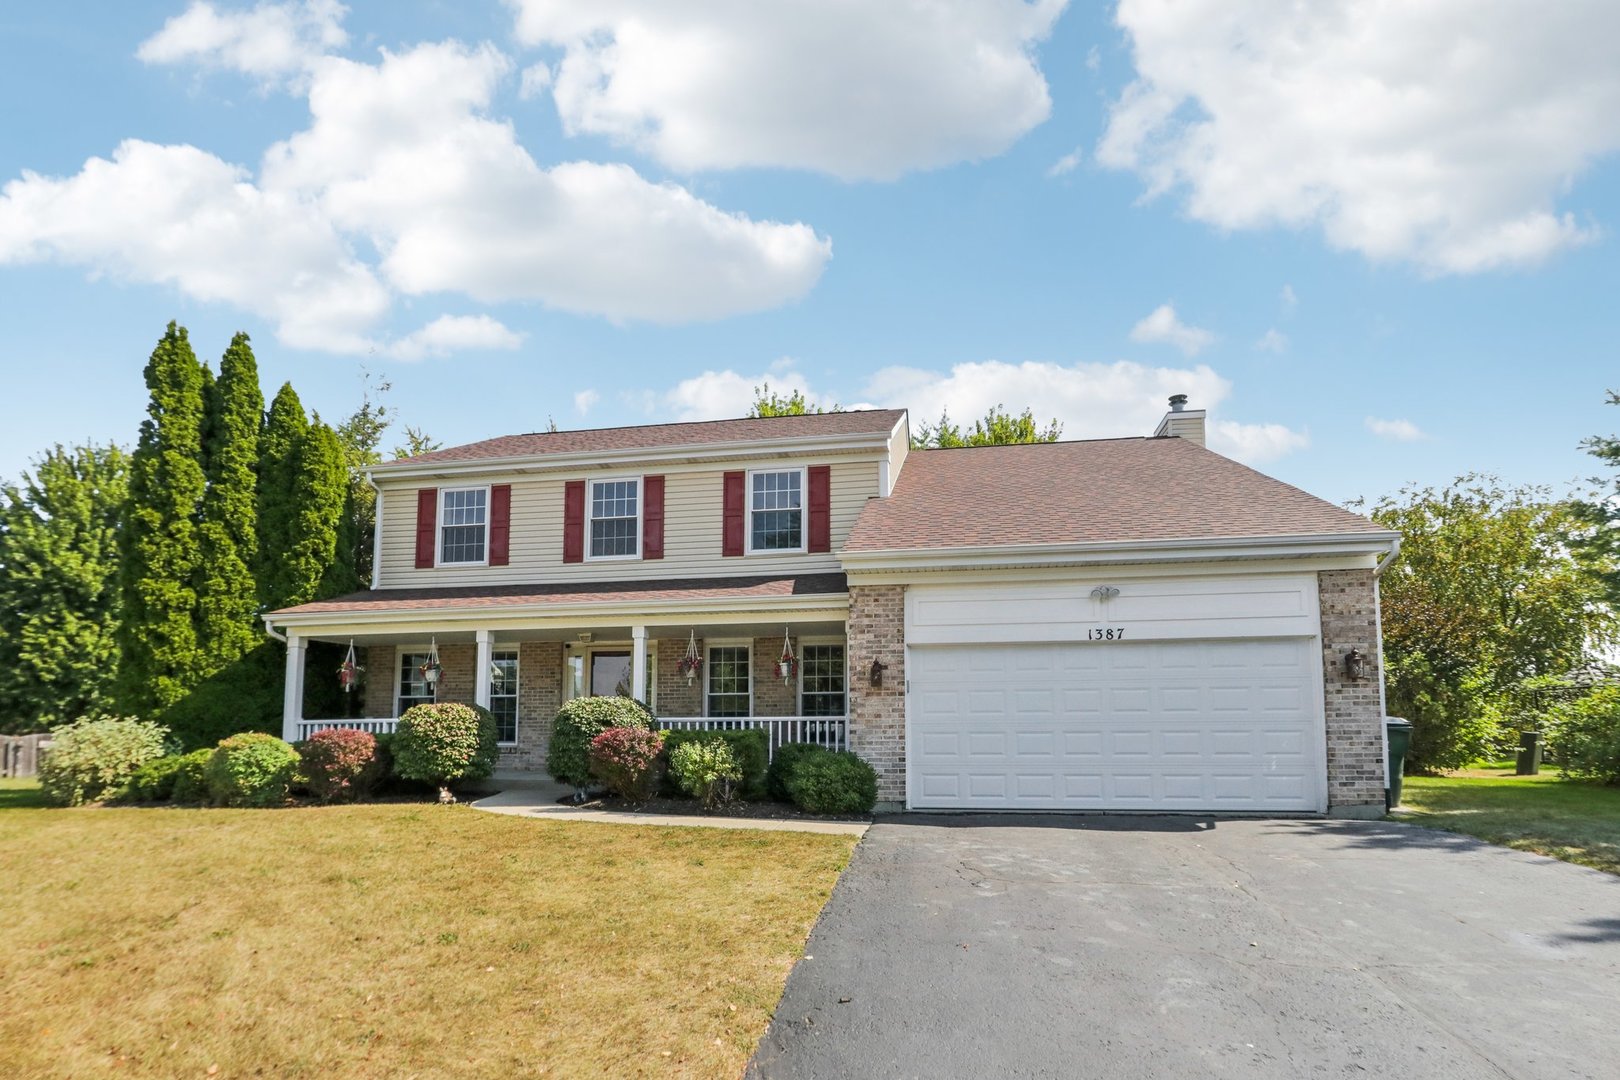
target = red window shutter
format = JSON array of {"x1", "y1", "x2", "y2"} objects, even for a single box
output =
[
  {"x1": 489, "y1": 484, "x2": 512, "y2": 566},
  {"x1": 808, "y1": 465, "x2": 831, "y2": 553},
  {"x1": 722, "y1": 471, "x2": 745, "y2": 556},
  {"x1": 414, "y1": 488, "x2": 438, "y2": 569},
  {"x1": 643, "y1": 475, "x2": 665, "y2": 560},
  {"x1": 563, "y1": 480, "x2": 585, "y2": 564}
]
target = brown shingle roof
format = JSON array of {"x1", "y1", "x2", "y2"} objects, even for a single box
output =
[
  {"x1": 271, "y1": 573, "x2": 848, "y2": 617},
  {"x1": 844, "y1": 438, "x2": 1389, "y2": 552},
  {"x1": 376, "y1": 410, "x2": 906, "y2": 469}
]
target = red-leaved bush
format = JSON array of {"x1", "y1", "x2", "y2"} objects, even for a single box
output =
[
  {"x1": 300, "y1": 728, "x2": 381, "y2": 803},
  {"x1": 588, "y1": 727, "x2": 666, "y2": 801}
]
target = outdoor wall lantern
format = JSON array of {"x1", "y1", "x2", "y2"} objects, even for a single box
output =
[
  {"x1": 1344, "y1": 648, "x2": 1367, "y2": 680},
  {"x1": 869, "y1": 659, "x2": 888, "y2": 688}
]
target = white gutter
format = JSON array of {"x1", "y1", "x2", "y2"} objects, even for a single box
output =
[
  {"x1": 840, "y1": 530, "x2": 1402, "y2": 573},
  {"x1": 367, "y1": 470, "x2": 383, "y2": 590},
  {"x1": 370, "y1": 429, "x2": 895, "y2": 481},
  {"x1": 1373, "y1": 535, "x2": 1403, "y2": 578},
  {"x1": 261, "y1": 615, "x2": 287, "y2": 643},
  {"x1": 267, "y1": 589, "x2": 851, "y2": 630}
]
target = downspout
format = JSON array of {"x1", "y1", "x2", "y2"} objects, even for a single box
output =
[
  {"x1": 1371, "y1": 536, "x2": 1400, "y2": 795},
  {"x1": 1373, "y1": 535, "x2": 1402, "y2": 578},
  {"x1": 261, "y1": 615, "x2": 287, "y2": 644},
  {"x1": 368, "y1": 470, "x2": 383, "y2": 590}
]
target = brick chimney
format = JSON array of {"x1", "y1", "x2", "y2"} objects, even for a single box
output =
[{"x1": 1152, "y1": 393, "x2": 1206, "y2": 447}]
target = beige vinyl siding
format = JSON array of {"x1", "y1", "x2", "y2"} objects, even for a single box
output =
[
  {"x1": 378, "y1": 457, "x2": 880, "y2": 588},
  {"x1": 887, "y1": 413, "x2": 910, "y2": 492}
]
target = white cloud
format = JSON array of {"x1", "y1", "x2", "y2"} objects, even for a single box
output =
[
  {"x1": 1085, "y1": 45, "x2": 1101, "y2": 72},
  {"x1": 0, "y1": 39, "x2": 830, "y2": 351},
  {"x1": 1210, "y1": 420, "x2": 1309, "y2": 463},
  {"x1": 1280, "y1": 284, "x2": 1297, "y2": 309},
  {"x1": 573, "y1": 388, "x2": 599, "y2": 415},
  {"x1": 518, "y1": 61, "x2": 551, "y2": 99},
  {"x1": 1046, "y1": 147, "x2": 1083, "y2": 178},
  {"x1": 1098, "y1": 1, "x2": 1620, "y2": 273},
  {"x1": 1129, "y1": 303, "x2": 1214, "y2": 357},
  {"x1": 510, "y1": 0, "x2": 1067, "y2": 179},
  {"x1": 652, "y1": 366, "x2": 826, "y2": 422},
  {"x1": 1365, "y1": 416, "x2": 1429, "y2": 442},
  {"x1": 386, "y1": 314, "x2": 522, "y2": 361},
  {"x1": 137, "y1": 0, "x2": 347, "y2": 82},
  {"x1": 1255, "y1": 329, "x2": 1288, "y2": 354}
]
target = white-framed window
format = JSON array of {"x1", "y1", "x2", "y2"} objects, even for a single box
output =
[
  {"x1": 396, "y1": 649, "x2": 436, "y2": 714},
  {"x1": 588, "y1": 477, "x2": 640, "y2": 560},
  {"x1": 489, "y1": 649, "x2": 519, "y2": 744},
  {"x1": 799, "y1": 643, "x2": 847, "y2": 717},
  {"x1": 705, "y1": 642, "x2": 752, "y2": 717},
  {"x1": 747, "y1": 468, "x2": 805, "y2": 553},
  {"x1": 438, "y1": 486, "x2": 489, "y2": 566}
]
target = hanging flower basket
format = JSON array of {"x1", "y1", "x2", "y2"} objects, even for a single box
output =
[
  {"x1": 337, "y1": 640, "x2": 364, "y2": 692},
  {"x1": 419, "y1": 638, "x2": 443, "y2": 686},
  {"x1": 677, "y1": 630, "x2": 702, "y2": 684},
  {"x1": 775, "y1": 629, "x2": 797, "y2": 683}
]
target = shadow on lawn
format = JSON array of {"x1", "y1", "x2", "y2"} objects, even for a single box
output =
[{"x1": 0, "y1": 782, "x2": 48, "y2": 810}]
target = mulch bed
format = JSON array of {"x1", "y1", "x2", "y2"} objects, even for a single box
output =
[{"x1": 560, "y1": 793, "x2": 870, "y2": 823}]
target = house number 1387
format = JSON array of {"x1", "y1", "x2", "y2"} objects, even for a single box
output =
[{"x1": 1087, "y1": 628, "x2": 1125, "y2": 641}]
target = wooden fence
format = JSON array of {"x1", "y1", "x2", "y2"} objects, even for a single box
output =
[{"x1": 1, "y1": 733, "x2": 52, "y2": 778}]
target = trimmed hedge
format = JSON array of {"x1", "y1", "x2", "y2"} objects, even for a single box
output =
[
  {"x1": 38, "y1": 716, "x2": 170, "y2": 807},
  {"x1": 394, "y1": 703, "x2": 499, "y2": 798},
  {"x1": 784, "y1": 750, "x2": 878, "y2": 815},
  {"x1": 170, "y1": 749, "x2": 215, "y2": 804},
  {"x1": 127, "y1": 753, "x2": 188, "y2": 802},
  {"x1": 766, "y1": 741, "x2": 826, "y2": 802},
  {"x1": 669, "y1": 739, "x2": 742, "y2": 810},
  {"x1": 299, "y1": 728, "x2": 382, "y2": 803},
  {"x1": 662, "y1": 728, "x2": 768, "y2": 800},
  {"x1": 548, "y1": 697, "x2": 655, "y2": 789},
  {"x1": 589, "y1": 727, "x2": 665, "y2": 801},
  {"x1": 205, "y1": 733, "x2": 301, "y2": 808}
]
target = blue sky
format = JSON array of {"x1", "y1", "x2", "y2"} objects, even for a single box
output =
[{"x1": 2, "y1": 1, "x2": 1617, "y2": 508}]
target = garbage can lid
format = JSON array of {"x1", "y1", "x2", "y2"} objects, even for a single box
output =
[{"x1": 1384, "y1": 716, "x2": 1412, "y2": 729}]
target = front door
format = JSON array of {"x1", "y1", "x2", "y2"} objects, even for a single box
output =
[{"x1": 590, "y1": 651, "x2": 633, "y2": 697}]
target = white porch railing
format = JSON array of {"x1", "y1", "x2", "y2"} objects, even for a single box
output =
[
  {"x1": 658, "y1": 716, "x2": 847, "y2": 760},
  {"x1": 296, "y1": 718, "x2": 399, "y2": 741}
]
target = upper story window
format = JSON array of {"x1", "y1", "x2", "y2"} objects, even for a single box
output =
[
  {"x1": 439, "y1": 487, "x2": 488, "y2": 565},
  {"x1": 589, "y1": 478, "x2": 640, "y2": 559},
  {"x1": 748, "y1": 469, "x2": 804, "y2": 553}
]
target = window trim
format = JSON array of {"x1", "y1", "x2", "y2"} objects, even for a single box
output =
[
  {"x1": 585, "y1": 475, "x2": 643, "y2": 562},
  {"x1": 796, "y1": 638, "x2": 848, "y2": 718},
  {"x1": 393, "y1": 644, "x2": 439, "y2": 716},
  {"x1": 744, "y1": 466, "x2": 808, "y2": 556},
  {"x1": 703, "y1": 639, "x2": 754, "y2": 718},
  {"x1": 436, "y1": 484, "x2": 492, "y2": 568},
  {"x1": 489, "y1": 647, "x2": 520, "y2": 746}
]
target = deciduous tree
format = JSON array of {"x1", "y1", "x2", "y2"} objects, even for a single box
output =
[{"x1": 912, "y1": 405, "x2": 1062, "y2": 449}]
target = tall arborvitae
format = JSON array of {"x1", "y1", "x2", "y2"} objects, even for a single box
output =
[
  {"x1": 195, "y1": 332, "x2": 264, "y2": 670},
  {"x1": 116, "y1": 322, "x2": 209, "y2": 715},
  {"x1": 0, "y1": 444, "x2": 129, "y2": 732},
  {"x1": 293, "y1": 419, "x2": 350, "y2": 606},
  {"x1": 198, "y1": 361, "x2": 220, "y2": 482},
  {"x1": 257, "y1": 382, "x2": 310, "y2": 611}
]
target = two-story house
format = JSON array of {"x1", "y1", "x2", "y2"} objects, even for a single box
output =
[{"x1": 264, "y1": 399, "x2": 1400, "y2": 817}]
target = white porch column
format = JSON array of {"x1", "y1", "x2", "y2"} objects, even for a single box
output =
[
  {"x1": 474, "y1": 629, "x2": 494, "y2": 710},
  {"x1": 631, "y1": 625, "x2": 648, "y2": 703},
  {"x1": 282, "y1": 634, "x2": 306, "y2": 743}
]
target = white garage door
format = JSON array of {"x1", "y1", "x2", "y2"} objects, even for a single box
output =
[{"x1": 908, "y1": 638, "x2": 1323, "y2": 811}]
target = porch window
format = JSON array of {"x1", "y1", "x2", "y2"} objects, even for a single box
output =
[
  {"x1": 748, "y1": 469, "x2": 803, "y2": 552},
  {"x1": 800, "y1": 644, "x2": 846, "y2": 717},
  {"x1": 588, "y1": 478, "x2": 640, "y2": 559},
  {"x1": 439, "y1": 487, "x2": 488, "y2": 565},
  {"x1": 397, "y1": 651, "x2": 435, "y2": 713},
  {"x1": 706, "y1": 644, "x2": 751, "y2": 717},
  {"x1": 490, "y1": 649, "x2": 519, "y2": 744}
]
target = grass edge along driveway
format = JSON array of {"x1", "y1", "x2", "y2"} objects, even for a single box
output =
[
  {"x1": 0, "y1": 781, "x2": 856, "y2": 1079},
  {"x1": 1393, "y1": 769, "x2": 1620, "y2": 876}
]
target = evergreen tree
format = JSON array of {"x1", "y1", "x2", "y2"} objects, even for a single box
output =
[
  {"x1": 298, "y1": 419, "x2": 350, "y2": 605},
  {"x1": 195, "y1": 332, "x2": 263, "y2": 670},
  {"x1": 0, "y1": 444, "x2": 129, "y2": 732},
  {"x1": 117, "y1": 322, "x2": 209, "y2": 715},
  {"x1": 257, "y1": 382, "x2": 311, "y2": 611},
  {"x1": 199, "y1": 361, "x2": 220, "y2": 482}
]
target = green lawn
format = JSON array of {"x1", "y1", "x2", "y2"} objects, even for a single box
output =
[
  {"x1": 1394, "y1": 768, "x2": 1620, "y2": 875},
  {"x1": 0, "y1": 779, "x2": 856, "y2": 1078}
]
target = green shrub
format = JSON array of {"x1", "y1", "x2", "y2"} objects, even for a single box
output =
[
  {"x1": 38, "y1": 716, "x2": 170, "y2": 807},
  {"x1": 1548, "y1": 686, "x2": 1620, "y2": 784},
  {"x1": 394, "y1": 702, "x2": 499, "y2": 801},
  {"x1": 588, "y1": 727, "x2": 665, "y2": 801},
  {"x1": 299, "y1": 728, "x2": 382, "y2": 802},
  {"x1": 168, "y1": 749, "x2": 214, "y2": 804},
  {"x1": 205, "y1": 733, "x2": 301, "y2": 807},
  {"x1": 127, "y1": 754, "x2": 188, "y2": 802},
  {"x1": 669, "y1": 739, "x2": 742, "y2": 810},
  {"x1": 786, "y1": 751, "x2": 878, "y2": 815},
  {"x1": 662, "y1": 728, "x2": 768, "y2": 799},
  {"x1": 766, "y1": 742, "x2": 828, "y2": 802},
  {"x1": 547, "y1": 697, "x2": 655, "y2": 789}
]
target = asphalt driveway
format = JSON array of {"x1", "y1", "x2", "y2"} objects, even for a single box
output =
[{"x1": 748, "y1": 816, "x2": 1620, "y2": 1080}]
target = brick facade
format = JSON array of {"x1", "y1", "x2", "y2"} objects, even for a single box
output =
[
  {"x1": 846, "y1": 583, "x2": 906, "y2": 806},
  {"x1": 505, "y1": 641, "x2": 562, "y2": 771},
  {"x1": 656, "y1": 636, "x2": 703, "y2": 717},
  {"x1": 363, "y1": 646, "x2": 394, "y2": 718},
  {"x1": 1319, "y1": 569, "x2": 1387, "y2": 816}
]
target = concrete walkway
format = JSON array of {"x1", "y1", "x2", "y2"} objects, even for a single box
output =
[{"x1": 469, "y1": 776, "x2": 869, "y2": 836}]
